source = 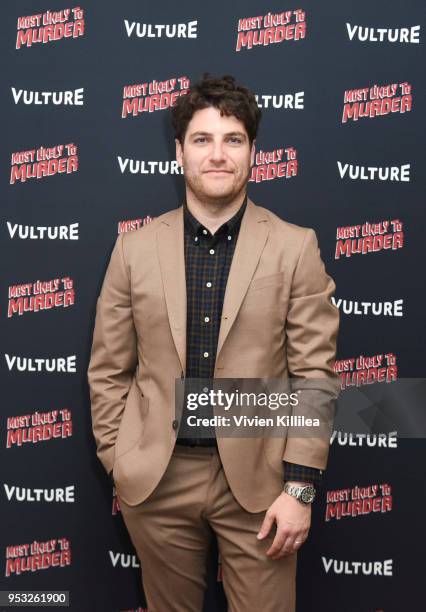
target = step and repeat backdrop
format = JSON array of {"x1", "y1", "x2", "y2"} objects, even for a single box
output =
[{"x1": 1, "y1": 1, "x2": 425, "y2": 611}]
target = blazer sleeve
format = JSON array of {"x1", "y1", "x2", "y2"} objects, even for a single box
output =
[
  {"x1": 87, "y1": 232, "x2": 138, "y2": 476},
  {"x1": 283, "y1": 228, "x2": 341, "y2": 470}
]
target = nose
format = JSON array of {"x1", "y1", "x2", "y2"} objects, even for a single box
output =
[{"x1": 209, "y1": 140, "x2": 226, "y2": 163}]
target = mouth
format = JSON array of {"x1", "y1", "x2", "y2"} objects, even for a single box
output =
[{"x1": 204, "y1": 170, "x2": 233, "y2": 174}]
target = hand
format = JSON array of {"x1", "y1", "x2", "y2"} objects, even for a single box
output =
[{"x1": 257, "y1": 486, "x2": 311, "y2": 560}]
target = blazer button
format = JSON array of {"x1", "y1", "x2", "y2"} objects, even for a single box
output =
[{"x1": 172, "y1": 419, "x2": 179, "y2": 430}]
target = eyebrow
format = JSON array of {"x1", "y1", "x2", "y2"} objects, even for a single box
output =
[{"x1": 189, "y1": 131, "x2": 247, "y2": 139}]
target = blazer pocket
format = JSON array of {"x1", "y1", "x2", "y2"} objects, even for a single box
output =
[
  {"x1": 114, "y1": 386, "x2": 148, "y2": 460},
  {"x1": 138, "y1": 394, "x2": 149, "y2": 420},
  {"x1": 247, "y1": 272, "x2": 285, "y2": 292}
]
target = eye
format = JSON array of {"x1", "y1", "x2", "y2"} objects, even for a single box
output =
[
  {"x1": 228, "y1": 137, "x2": 242, "y2": 144},
  {"x1": 194, "y1": 137, "x2": 207, "y2": 143}
]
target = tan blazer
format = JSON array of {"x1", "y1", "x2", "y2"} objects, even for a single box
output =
[{"x1": 87, "y1": 197, "x2": 340, "y2": 512}]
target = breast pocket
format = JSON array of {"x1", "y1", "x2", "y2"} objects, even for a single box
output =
[
  {"x1": 246, "y1": 272, "x2": 285, "y2": 293},
  {"x1": 240, "y1": 272, "x2": 286, "y2": 322}
]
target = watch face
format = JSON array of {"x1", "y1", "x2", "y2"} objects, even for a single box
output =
[{"x1": 300, "y1": 486, "x2": 315, "y2": 503}]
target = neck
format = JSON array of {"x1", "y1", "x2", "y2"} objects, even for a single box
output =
[{"x1": 184, "y1": 189, "x2": 247, "y2": 234}]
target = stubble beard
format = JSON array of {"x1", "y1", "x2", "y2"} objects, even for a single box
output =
[{"x1": 184, "y1": 165, "x2": 251, "y2": 208}]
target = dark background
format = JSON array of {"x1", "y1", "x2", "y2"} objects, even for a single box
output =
[{"x1": 1, "y1": 1, "x2": 425, "y2": 610}]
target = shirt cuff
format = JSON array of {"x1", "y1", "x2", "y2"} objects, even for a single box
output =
[{"x1": 283, "y1": 461, "x2": 323, "y2": 489}]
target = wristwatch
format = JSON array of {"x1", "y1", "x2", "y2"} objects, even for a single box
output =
[{"x1": 283, "y1": 482, "x2": 316, "y2": 504}]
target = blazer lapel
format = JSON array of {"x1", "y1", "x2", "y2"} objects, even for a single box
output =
[
  {"x1": 156, "y1": 205, "x2": 187, "y2": 375},
  {"x1": 215, "y1": 198, "x2": 269, "y2": 363},
  {"x1": 156, "y1": 197, "x2": 269, "y2": 375}
]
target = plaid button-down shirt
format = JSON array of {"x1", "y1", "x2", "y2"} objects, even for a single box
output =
[{"x1": 176, "y1": 195, "x2": 323, "y2": 489}]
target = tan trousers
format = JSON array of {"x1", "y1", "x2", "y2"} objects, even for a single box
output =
[{"x1": 117, "y1": 444, "x2": 297, "y2": 612}]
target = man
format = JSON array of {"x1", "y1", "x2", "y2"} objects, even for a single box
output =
[{"x1": 88, "y1": 73, "x2": 340, "y2": 611}]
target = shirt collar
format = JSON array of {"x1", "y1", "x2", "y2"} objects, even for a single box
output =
[{"x1": 183, "y1": 194, "x2": 247, "y2": 238}]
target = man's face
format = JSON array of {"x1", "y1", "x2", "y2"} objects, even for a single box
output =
[{"x1": 175, "y1": 106, "x2": 255, "y2": 205}]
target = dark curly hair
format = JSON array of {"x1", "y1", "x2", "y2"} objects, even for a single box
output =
[{"x1": 171, "y1": 73, "x2": 261, "y2": 147}]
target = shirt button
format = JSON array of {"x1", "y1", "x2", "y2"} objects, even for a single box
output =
[
  {"x1": 172, "y1": 419, "x2": 179, "y2": 430},
  {"x1": 206, "y1": 282, "x2": 212, "y2": 288},
  {"x1": 203, "y1": 229, "x2": 208, "y2": 235},
  {"x1": 209, "y1": 249, "x2": 215, "y2": 255},
  {"x1": 204, "y1": 316, "x2": 210, "y2": 322},
  {"x1": 227, "y1": 235, "x2": 232, "y2": 240},
  {"x1": 194, "y1": 236, "x2": 199, "y2": 242},
  {"x1": 203, "y1": 352, "x2": 209, "y2": 358}
]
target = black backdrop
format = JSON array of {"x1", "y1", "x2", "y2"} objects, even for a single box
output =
[{"x1": 1, "y1": 1, "x2": 425, "y2": 610}]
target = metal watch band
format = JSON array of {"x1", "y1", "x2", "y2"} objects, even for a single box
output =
[{"x1": 283, "y1": 482, "x2": 316, "y2": 504}]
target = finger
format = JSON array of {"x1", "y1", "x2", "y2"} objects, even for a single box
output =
[
  {"x1": 272, "y1": 547, "x2": 294, "y2": 560},
  {"x1": 273, "y1": 534, "x2": 304, "y2": 559},
  {"x1": 292, "y1": 538, "x2": 304, "y2": 552},
  {"x1": 272, "y1": 540, "x2": 301, "y2": 560},
  {"x1": 266, "y1": 530, "x2": 288, "y2": 556},
  {"x1": 257, "y1": 512, "x2": 274, "y2": 540},
  {"x1": 298, "y1": 529, "x2": 309, "y2": 545}
]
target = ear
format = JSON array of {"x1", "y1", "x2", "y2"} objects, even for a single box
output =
[
  {"x1": 175, "y1": 138, "x2": 183, "y2": 167},
  {"x1": 250, "y1": 140, "x2": 256, "y2": 166}
]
